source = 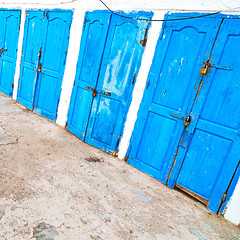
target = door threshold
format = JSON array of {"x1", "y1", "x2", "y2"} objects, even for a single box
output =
[{"x1": 175, "y1": 184, "x2": 209, "y2": 206}]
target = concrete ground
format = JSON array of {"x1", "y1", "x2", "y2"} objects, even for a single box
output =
[{"x1": 0, "y1": 92, "x2": 239, "y2": 240}]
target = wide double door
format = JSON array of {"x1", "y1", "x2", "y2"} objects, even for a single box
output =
[
  {"x1": 127, "y1": 16, "x2": 222, "y2": 182},
  {"x1": 67, "y1": 11, "x2": 152, "y2": 154},
  {"x1": 0, "y1": 10, "x2": 21, "y2": 97},
  {"x1": 128, "y1": 15, "x2": 240, "y2": 213},
  {"x1": 172, "y1": 18, "x2": 240, "y2": 213},
  {"x1": 17, "y1": 10, "x2": 72, "y2": 121}
]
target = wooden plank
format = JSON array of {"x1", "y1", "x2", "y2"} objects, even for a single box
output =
[{"x1": 175, "y1": 184, "x2": 209, "y2": 206}]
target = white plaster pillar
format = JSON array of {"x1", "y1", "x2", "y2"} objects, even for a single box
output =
[
  {"x1": 56, "y1": 0, "x2": 88, "y2": 126},
  {"x1": 12, "y1": 8, "x2": 26, "y2": 100}
]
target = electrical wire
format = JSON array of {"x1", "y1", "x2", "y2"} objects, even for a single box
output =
[
  {"x1": 0, "y1": 0, "x2": 77, "y2": 5},
  {"x1": 98, "y1": 0, "x2": 237, "y2": 21}
]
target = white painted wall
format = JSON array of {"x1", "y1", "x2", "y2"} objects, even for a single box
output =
[
  {"x1": 1, "y1": 0, "x2": 240, "y2": 226},
  {"x1": 117, "y1": 11, "x2": 165, "y2": 159},
  {"x1": 224, "y1": 177, "x2": 240, "y2": 226}
]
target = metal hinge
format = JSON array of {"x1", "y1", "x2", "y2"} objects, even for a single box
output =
[
  {"x1": 43, "y1": 11, "x2": 49, "y2": 19},
  {"x1": 84, "y1": 18, "x2": 90, "y2": 24},
  {"x1": 132, "y1": 73, "x2": 136, "y2": 84},
  {"x1": 221, "y1": 193, "x2": 228, "y2": 204},
  {"x1": 146, "y1": 79, "x2": 150, "y2": 89},
  {"x1": 140, "y1": 25, "x2": 149, "y2": 47},
  {"x1": 113, "y1": 135, "x2": 121, "y2": 157},
  {"x1": 140, "y1": 38, "x2": 147, "y2": 47}
]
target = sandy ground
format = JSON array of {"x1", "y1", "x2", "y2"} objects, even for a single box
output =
[{"x1": 0, "y1": 92, "x2": 239, "y2": 240}]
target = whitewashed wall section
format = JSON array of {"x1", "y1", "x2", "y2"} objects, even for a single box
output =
[{"x1": 1, "y1": 0, "x2": 240, "y2": 226}]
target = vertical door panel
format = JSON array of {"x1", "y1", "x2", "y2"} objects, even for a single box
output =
[
  {"x1": 17, "y1": 11, "x2": 43, "y2": 109},
  {"x1": 127, "y1": 16, "x2": 222, "y2": 183},
  {"x1": 175, "y1": 19, "x2": 240, "y2": 212},
  {"x1": 0, "y1": 10, "x2": 20, "y2": 97},
  {"x1": 34, "y1": 11, "x2": 72, "y2": 121},
  {"x1": 67, "y1": 11, "x2": 111, "y2": 140},
  {"x1": 85, "y1": 12, "x2": 152, "y2": 154}
]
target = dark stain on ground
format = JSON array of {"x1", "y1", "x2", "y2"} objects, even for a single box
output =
[{"x1": 85, "y1": 156, "x2": 103, "y2": 163}]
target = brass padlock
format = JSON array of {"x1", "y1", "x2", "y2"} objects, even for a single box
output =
[
  {"x1": 200, "y1": 62, "x2": 209, "y2": 75},
  {"x1": 184, "y1": 116, "x2": 191, "y2": 127}
]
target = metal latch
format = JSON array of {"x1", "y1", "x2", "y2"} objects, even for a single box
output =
[
  {"x1": 86, "y1": 86, "x2": 111, "y2": 97},
  {"x1": 86, "y1": 86, "x2": 97, "y2": 97},
  {"x1": 184, "y1": 116, "x2": 191, "y2": 127}
]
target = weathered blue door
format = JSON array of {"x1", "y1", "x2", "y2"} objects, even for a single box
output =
[
  {"x1": 67, "y1": 11, "x2": 152, "y2": 154},
  {"x1": 127, "y1": 15, "x2": 222, "y2": 183},
  {"x1": 171, "y1": 18, "x2": 240, "y2": 213},
  {"x1": 0, "y1": 10, "x2": 21, "y2": 97},
  {"x1": 18, "y1": 10, "x2": 72, "y2": 121}
]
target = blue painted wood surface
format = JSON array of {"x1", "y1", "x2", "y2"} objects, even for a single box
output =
[
  {"x1": 67, "y1": 10, "x2": 152, "y2": 154},
  {"x1": 127, "y1": 15, "x2": 222, "y2": 183},
  {"x1": 174, "y1": 18, "x2": 240, "y2": 213},
  {"x1": 18, "y1": 10, "x2": 73, "y2": 121},
  {"x1": 17, "y1": 10, "x2": 44, "y2": 109},
  {"x1": 0, "y1": 9, "x2": 21, "y2": 97}
]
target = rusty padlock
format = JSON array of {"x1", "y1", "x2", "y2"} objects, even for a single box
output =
[{"x1": 184, "y1": 116, "x2": 191, "y2": 127}]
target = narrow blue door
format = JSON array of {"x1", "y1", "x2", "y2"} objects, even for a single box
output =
[
  {"x1": 84, "y1": 12, "x2": 152, "y2": 154},
  {"x1": 173, "y1": 18, "x2": 240, "y2": 213},
  {"x1": 67, "y1": 11, "x2": 111, "y2": 140},
  {"x1": 0, "y1": 10, "x2": 21, "y2": 97},
  {"x1": 127, "y1": 15, "x2": 222, "y2": 183},
  {"x1": 34, "y1": 11, "x2": 73, "y2": 121},
  {"x1": 18, "y1": 10, "x2": 72, "y2": 121},
  {"x1": 17, "y1": 11, "x2": 44, "y2": 109}
]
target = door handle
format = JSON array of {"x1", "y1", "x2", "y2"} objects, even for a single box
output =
[{"x1": 0, "y1": 48, "x2": 7, "y2": 57}]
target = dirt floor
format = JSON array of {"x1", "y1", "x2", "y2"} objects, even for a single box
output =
[{"x1": 0, "y1": 92, "x2": 239, "y2": 240}]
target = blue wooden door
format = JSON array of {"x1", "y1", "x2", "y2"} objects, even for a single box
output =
[
  {"x1": 172, "y1": 18, "x2": 240, "y2": 213},
  {"x1": 17, "y1": 11, "x2": 44, "y2": 109},
  {"x1": 127, "y1": 15, "x2": 222, "y2": 183},
  {"x1": 67, "y1": 11, "x2": 152, "y2": 154},
  {"x1": 67, "y1": 11, "x2": 111, "y2": 140},
  {"x1": 17, "y1": 10, "x2": 72, "y2": 121},
  {"x1": 0, "y1": 10, "x2": 21, "y2": 97},
  {"x1": 34, "y1": 11, "x2": 72, "y2": 121}
]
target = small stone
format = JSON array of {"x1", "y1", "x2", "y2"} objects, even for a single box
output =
[
  {"x1": 99, "y1": 214, "x2": 111, "y2": 223},
  {"x1": 0, "y1": 204, "x2": 8, "y2": 220},
  {"x1": 33, "y1": 222, "x2": 59, "y2": 240}
]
